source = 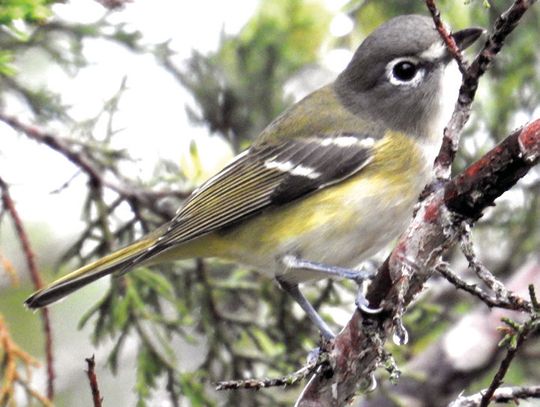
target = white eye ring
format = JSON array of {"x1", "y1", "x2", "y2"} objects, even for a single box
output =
[{"x1": 386, "y1": 57, "x2": 425, "y2": 87}]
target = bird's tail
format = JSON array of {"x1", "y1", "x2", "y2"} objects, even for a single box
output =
[{"x1": 25, "y1": 236, "x2": 157, "y2": 309}]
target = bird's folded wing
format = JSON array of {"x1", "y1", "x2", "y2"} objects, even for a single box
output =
[{"x1": 157, "y1": 133, "x2": 375, "y2": 248}]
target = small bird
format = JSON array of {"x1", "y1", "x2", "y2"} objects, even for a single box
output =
[{"x1": 25, "y1": 15, "x2": 483, "y2": 340}]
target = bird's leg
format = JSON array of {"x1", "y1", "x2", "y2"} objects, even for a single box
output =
[
  {"x1": 281, "y1": 254, "x2": 383, "y2": 315},
  {"x1": 276, "y1": 277, "x2": 336, "y2": 340}
]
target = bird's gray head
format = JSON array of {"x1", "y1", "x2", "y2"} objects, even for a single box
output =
[{"x1": 335, "y1": 14, "x2": 483, "y2": 139}]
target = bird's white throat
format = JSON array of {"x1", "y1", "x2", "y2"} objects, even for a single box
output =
[
  {"x1": 435, "y1": 59, "x2": 461, "y2": 137},
  {"x1": 423, "y1": 59, "x2": 462, "y2": 163}
]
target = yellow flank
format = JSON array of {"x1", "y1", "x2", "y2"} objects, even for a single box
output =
[
  {"x1": 165, "y1": 129, "x2": 427, "y2": 267},
  {"x1": 151, "y1": 85, "x2": 429, "y2": 272}
]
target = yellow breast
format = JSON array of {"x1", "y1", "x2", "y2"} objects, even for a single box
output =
[{"x1": 180, "y1": 130, "x2": 433, "y2": 279}]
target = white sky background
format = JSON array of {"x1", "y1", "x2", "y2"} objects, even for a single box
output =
[{"x1": 1, "y1": 1, "x2": 354, "y2": 404}]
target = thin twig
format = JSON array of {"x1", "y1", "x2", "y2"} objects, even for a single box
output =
[
  {"x1": 458, "y1": 224, "x2": 529, "y2": 310},
  {"x1": 14, "y1": 377, "x2": 53, "y2": 407},
  {"x1": 0, "y1": 251, "x2": 19, "y2": 286},
  {"x1": 0, "y1": 315, "x2": 52, "y2": 406},
  {"x1": 0, "y1": 112, "x2": 189, "y2": 220},
  {"x1": 436, "y1": 263, "x2": 532, "y2": 312},
  {"x1": 460, "y1": 224, "x2": 506, "y2": 295},
  {"x1": 166, "y1": 369, "x2": 180, "y2": 407},
  {"x1": 85, "y1": 355, "x2": 103, "y2": 407},
  {"x1": 0, "y1": 176, "x2": 55, "y2": 400},
  {"x1": 216, "y1": 352, "x2": 330, "y2": 391},
  {"x1": 479, "y1": 312, "x2": 539, "y2": 406},
  {"x1": 425, "y1": 0, "x2": 467, "y2": 73},
  {"x1": 430, "y1": 0, "x2": 537, "y2": 180},
  {"x1": 450, "y1": 385, "x2": 540, "y2": 407}
]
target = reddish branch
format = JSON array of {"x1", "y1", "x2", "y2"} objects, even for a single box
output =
[
  {"x1": 446, "y1": 120, "x2": 540, "y2": 218},
  {"x1": 295, "y1": 121, "x2": 540, "y2": 406},
  {"x1": 294, "y1": 2, "x2": 539, "y2": 404},
  {"x1": 85, "y1": 355, "x2": 103, "y2": 407},
  {"x1": 0, "y1": 177, "x2": 55, "y2": 399},
  {"x1": 425, "y1": 0, "x2": 467, "y2": 73},
  {"x1": 433, "y1": 0, "x2": 537, "y2": 180}
]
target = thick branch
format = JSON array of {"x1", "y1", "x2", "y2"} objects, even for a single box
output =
[
  {"x1": 295, "y1": 119, "x2": 540, "y2": 406},
  {"x1": 445, "y1": 120, "x2": 540, "y2": 218},
  {"x1": 358, "y1": 260, "x2": 540, "y2": 407}
]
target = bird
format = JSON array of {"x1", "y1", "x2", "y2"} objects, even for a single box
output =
[{"x1": 25, "y1": 14, "x2": 483, "y2": 340}]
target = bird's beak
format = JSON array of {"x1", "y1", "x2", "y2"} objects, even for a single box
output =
[{"x1": 452, "y1": 27, "x2": 485, "y2": 51}]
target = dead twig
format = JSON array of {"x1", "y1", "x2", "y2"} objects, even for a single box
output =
[
  {"x1": 458, "y1": 225, "x2": 529, "y2": 310},
  {"x1": 478, "y1": 287, "x2": 539, "y2": 407},
  {"x1": 216, "y1": 353, "x2": 330, "y2": 391},
  {"x1": 0, "y1": 315, "x2": 52, "y2": 406},
  {"x1": 85, "y1": 355, "x2": 104, "y2": 407},
  {"x1": 436, "y1": 262, "x2": 532, "y2": 312},
  {"x1": 451, "y1": 385, "x2": 540, "y2": 407}
]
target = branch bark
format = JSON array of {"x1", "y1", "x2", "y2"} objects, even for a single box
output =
[
  {"x1": 357, "y1": 260, "x2": 540, "y2": 407},
  {"x1": 295, "y1": 119, "x2": 540, "y2": 406},
  {"x1": 85, "y1": 355, "x2": 103, "y2": 407}
]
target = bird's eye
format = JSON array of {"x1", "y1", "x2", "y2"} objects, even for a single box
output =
[
  {"x1": 387, "y1": 58, "x2": 424, "y2": 86},
  {"x1": 393, "y1": 61, "x2": 417, "y2": 81}
]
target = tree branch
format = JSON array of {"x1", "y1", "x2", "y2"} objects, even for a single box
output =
[
  {"x1": 0, "y1": 176, "x2": 55, "y2": 400},
  {"x1": 295, "y1": 118, "x2": 540, "y2": 405},
  {"x1": 0, "y1": 112, "x2": 189, "y2": 221},
  {"x1": 425, "y1": 0, "x2": 467, "y2": 73},
  {"x1": 479, "y1": 295, "x2": 539, "y2": 407},
  {"x1": 432, "y1": 0, "x2": 537, "y2": 180},
  {"x1": 451, "y1": 386, "x2": 540, "y2": 407},
  {"x1": 0, "y1": 315, "x2": 52, "y2": 406},
  {"x1": 436, "y1": 262, "x2": 531, "y2": 312},
  {"x1": 358, "y1": 260, "x2": 540, "y2": 407},
  {"x1": 85, "y1": 355, "x2": 103, "y2": 407}
]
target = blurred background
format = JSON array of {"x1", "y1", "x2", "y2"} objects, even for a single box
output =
[{"x1": 1, "y1": 0, "x2": 539, "y2": 406}]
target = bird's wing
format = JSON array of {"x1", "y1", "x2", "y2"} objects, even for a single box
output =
[{"x1": 156, "y1": 133, "x2": 375, "y2": 248}]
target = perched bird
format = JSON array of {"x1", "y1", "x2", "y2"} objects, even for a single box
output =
[{"x1": 26, "y1": 15, "x2": 483, "y2": 340}]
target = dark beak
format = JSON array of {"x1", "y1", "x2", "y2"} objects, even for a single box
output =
[{"x1": 452, "y1": 27, "x2": 485, "y2": 51}]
